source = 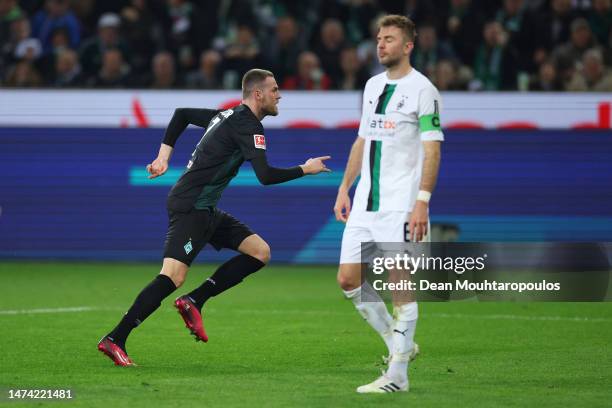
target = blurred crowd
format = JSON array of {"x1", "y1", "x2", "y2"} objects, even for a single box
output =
[{"x1": 1, "y1": 0, "x2": 611, "y2": 91}]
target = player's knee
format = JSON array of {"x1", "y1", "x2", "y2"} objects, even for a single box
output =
[
  {"x1": 172, "y1": 273, "x2": 187, "y2": 288},
  {"x1": 162, "y1": 270, "x2": 186, "y2": 288},
  {"x1": 161, "y1": 258, "x2": 188, "y2": 288},
  {"x1": 337, "y1": 269, "x2": 360, "y2": 291},
  {"x1": 251, "y1": 241, "x2": 271, "y2": 264}
]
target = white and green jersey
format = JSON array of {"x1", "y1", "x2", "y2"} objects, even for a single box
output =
[{"x1": 353, "y1": 68, "x2": 444, "y2": 212}]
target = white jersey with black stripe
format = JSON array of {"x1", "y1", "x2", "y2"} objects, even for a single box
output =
[{"x1": 353, "y1": 68, "x2": 444, "y2": 212}]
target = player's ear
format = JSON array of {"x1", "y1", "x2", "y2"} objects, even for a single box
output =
[{"x1": 404, "y1": 40, "x2": 414, "y2": 55}]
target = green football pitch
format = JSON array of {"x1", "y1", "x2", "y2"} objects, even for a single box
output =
[{"x1": 1, "y1": 262, "x2": 611, "y2": 407}]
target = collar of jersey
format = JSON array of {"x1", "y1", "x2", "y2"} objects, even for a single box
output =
[{"x1": 384, "y1": 67, "x2": 416, "y2": 84}]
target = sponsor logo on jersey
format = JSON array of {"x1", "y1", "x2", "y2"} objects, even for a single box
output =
[
  {"x1": 370, "y1": 118, "x2": 397, "y2": 129},
  {"x1": 220, "y1": 109, "x2": 234, "y2": 118},
  {"x1": 254, "y1": 134, "x2": 266, "y2": 149}
]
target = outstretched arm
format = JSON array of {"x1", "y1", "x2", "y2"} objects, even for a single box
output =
[
  {"x1": 251, "y1": 155, "x2": 331, "y2": 185},
  {"x1": 147, "y1": 108, "x2": 219, "y2": 179}
]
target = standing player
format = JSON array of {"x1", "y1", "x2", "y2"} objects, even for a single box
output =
[
  {"x1": 98, "y1": 69, "x2": 331, "y2": 366},
  {"x1": 334, "y1": 15, "x2": 443, "y2": 393}
]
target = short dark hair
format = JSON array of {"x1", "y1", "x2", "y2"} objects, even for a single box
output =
[
  {"x1": 377, "y1": 15, "x2": 416, "y2": 42},
  {"x1": 242, "y1": 69, "x2": 274, "y2": 98}
]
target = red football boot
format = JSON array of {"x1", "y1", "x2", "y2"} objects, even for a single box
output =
[
  {"x1": 174, "y1": 296, "x2": 208, "y2": 342},
  {"x1": 97, "y1": 337, "x2": 135, "y2": 366}
]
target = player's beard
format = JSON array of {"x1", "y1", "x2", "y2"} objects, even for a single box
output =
[
  {"x1": 262, "y1": 101, "x2": 279, "y2": 117},
  {"x1": 381, "y1": 54, "x2": 403, "y2": 69}
]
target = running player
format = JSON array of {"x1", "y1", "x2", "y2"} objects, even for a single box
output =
[{"x1": 98, "y1": 69, "x2": 331, "y2": 366}]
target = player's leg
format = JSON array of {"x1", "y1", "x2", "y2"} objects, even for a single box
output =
[
  {"x1": 372, "y1": 212, "x2": 427, "y2": 388},
  {"x1": 181, "y1": 210, "x2": 267, "y2": 311},
  {"x1": 104, "y1": 258, "x2": 186, "y2": 348},
  {"x1": 98, "y1": 209, "x2": 207, "y2": 363},
  {"x1": 356, "y1": 212, "x2": 424, "y2": 391},
  {"x1": 338, "y1": 211, "x2": 394, "y2": 355}
]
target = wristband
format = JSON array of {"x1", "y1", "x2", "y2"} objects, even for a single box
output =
[{"x1": 417, "y1": 190, "x2": 431, "y2": 203}]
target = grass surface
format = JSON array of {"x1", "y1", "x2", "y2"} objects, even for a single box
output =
[{"x1": 1, "y1": 262, "x2": 611, "y2": 407}]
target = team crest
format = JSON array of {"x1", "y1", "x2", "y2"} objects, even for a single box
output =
[
  {"x1": 184, "y1": 240, "x2": 193, "y2": 254},
  {"x1": 254, "y1": 134, "x2": 266, "y2": 150},
  {"x1": 397, "y1": 95, "x2": 407, "y2": 110}
]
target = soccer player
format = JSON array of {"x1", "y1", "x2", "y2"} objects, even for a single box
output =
[
  {"x1": 98, "y1": 69, "x2": 331, "y2": 366},
  {"x1": 333, "y1": 15, "x2": 443, "y2": 393}
]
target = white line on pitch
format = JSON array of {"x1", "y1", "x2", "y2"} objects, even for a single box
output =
[
  {"x1": 0, "y1": 306, "x2": 94, "y2": 315},
  {"x1": 425, "y1": 312, "x2": 612, "y2": 323},
  {"x1": 0, "y1": 306, "x2": 611, "y2": 323}
]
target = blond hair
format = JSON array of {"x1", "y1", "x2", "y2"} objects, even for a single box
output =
[{"x1": 377, "y1": 15, "x2": 417, "y2": 41}]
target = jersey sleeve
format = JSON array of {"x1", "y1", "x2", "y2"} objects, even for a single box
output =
[
  {"x1": 250, "y1": 155, "x2": 304, "y2": 185},
  {"x1": 357, "y1": 82, "x2": 371, "y2": 139},
  {"x1": 162, "y1": 108, "x2": 219, "y2": 147},
  {"x1": 417, "y1": 86, "x2": 444, "y2": 142},
  {"x1": 232, "y1": 123, "x2": 268, "y2": 161}
]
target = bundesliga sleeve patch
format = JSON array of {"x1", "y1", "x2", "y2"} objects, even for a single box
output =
[{"x1": 254, "y1": 134, "x2": 266, "y2": 150}]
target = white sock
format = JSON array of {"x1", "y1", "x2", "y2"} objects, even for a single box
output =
[
  {"x1": 344, "y1": 282, "x2": 394, "y2": 354},
  {"x1": 387, "y1": 302, "x2": 418, "y2": 383}
]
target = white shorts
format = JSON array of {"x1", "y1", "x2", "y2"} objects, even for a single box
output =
[{"x1": 339, "y1": 210, "x2": 430, "y2": 264}]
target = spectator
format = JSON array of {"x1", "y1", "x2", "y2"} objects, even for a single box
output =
[
  {"x1": 411, "y1": 23, "x2": 455, "y2": 78},
  {"x1": 315, "y1": 0, "x2": 379, "y2": 45},
  {"x1": 4, "y1": 59, "x2": 42, "y2": 87},
  {"x1": 68, "y1": 0, "x2": 96, "y2": 38},
  {"x1": 13, "y1": 37, "x2": 42, "y2": 62},
  {"x1": 313, "y1": 19, "x2": 347, "y2": 86},
  {"x1": 149, "y1": 51, "x2": 181, "y2": 89},
  {"x1": 567, "y1": 48, "x2": 612, "y2": 91},
  {"x1": 587, "y1": 0, "x2": 612, "y2": 45},
  {"x1": 265, "y1": 16, "x2": 303, "y2": 85},
  {"x1": 357, "y1": 15, "x2": 385, "y2": 76},
  {"x1": 0, "y1": 0, "x2": 25, "y2": 49},
  {"x1": 552, "y1": 18, "x2": 599, "y2": 70},
  {"x1": 282, "y1": 50, "x2": 332, "y2": 90},
  {"x1": 434, "y1": 59, "x2": 465, "y2": 91},
  {"x1": 1, "y1": 16, "x2": 31, "y2": 73},
  {"x1": 89, "y1": 48, "x2": 131, "y2": 88},
  {"x1": 52, "y1": 48, "x2": 83, "y2": 87},
  {"x1": 534, "y1": 0, "x2": 581, "y2": 62},
  {"x1": 120, "y1": 0, "x2": 163, "y2": 75},
  {"x1": 443, "y1": 0, "x2": 485, "y2": 65},
  {"x1": 49, "y1": 26, "x2": 71, "y2": 51},
  {"x1": 37, "y1": 26, "x2": 73, "y2": 81},
  {"x1": 338, "y1": 46, "x2": 369, "y2": 90},
  {"x1": 222, "y1": 24, "x2": 262, "y2": 88},
  {"x1": 80, "y1": 12, "x2": 131, "y2": 82},
  {"x1": 31, "y1": 0, "x2": 80, "y2": 55},
  {"x1": 496, "y1": 0, "x2": 539, "y2": 72},
  {"x1": 186, "y1": 49, "x2": 222, "y2": 89},
  {"x1": 163, "y1": 0, "x2": 210, "y2": 73},
  {"x1": 529, "y1": 59, "x2": 563, "y2": 91},
  {"x1": 471, "y1": 21, "x2": 518, "y2": 90}
]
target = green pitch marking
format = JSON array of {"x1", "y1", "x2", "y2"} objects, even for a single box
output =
[{"x1": 129, "y1": 167, "x2": 344, "y2": 187}]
